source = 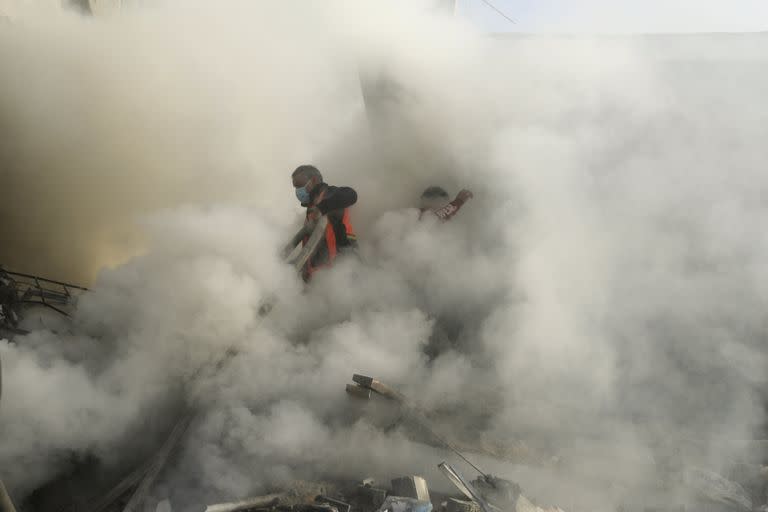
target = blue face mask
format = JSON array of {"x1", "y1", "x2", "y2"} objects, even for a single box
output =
[{"x1": 295, "y1": 185, "x2": 311, "y2": 204}]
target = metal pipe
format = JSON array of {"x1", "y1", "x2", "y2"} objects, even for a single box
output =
[
  {"x1": 437, "y1": 463, "x2": 497, "y2": 512},
  {"x1": 204, "y1": 494, "x2": 284, "y2": 512},
  {"x1": 4, "y1": 271, "x2": 88, "y2": 291}
]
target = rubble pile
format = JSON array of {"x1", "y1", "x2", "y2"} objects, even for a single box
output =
[
  {"x1": 202, "y1": 471, "x2": 561, "y2": 512},
  {"x1": 2, "y1": 268, "x2": 768, "y2": 512}
]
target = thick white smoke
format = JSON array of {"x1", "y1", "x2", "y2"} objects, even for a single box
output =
[{"x1": 1, "y1": 1, "x2": 768, "y2": 511}]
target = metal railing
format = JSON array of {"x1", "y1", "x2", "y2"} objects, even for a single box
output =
[{"x1": 2, "y1": 269, "x2": 88, "y2": 317}]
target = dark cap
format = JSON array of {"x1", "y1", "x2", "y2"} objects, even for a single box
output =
[{"x1": 292, "y1": 164, "x2": 323, "y2": 182}]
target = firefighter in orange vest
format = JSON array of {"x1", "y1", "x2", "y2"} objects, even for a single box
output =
[{"x1": 292, "y1": 165, "x2": 358, "y2": 281}]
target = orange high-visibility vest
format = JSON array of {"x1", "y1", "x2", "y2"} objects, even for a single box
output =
[{"x1": 303, "y1": 208, "x2": 356, "y2": 279}]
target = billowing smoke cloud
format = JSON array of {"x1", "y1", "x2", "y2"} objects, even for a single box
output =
[{"x1": 1, "y1": 1, "x2": 768, "y2": 511}]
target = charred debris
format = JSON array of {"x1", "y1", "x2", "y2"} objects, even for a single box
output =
[
  {"x1": 2, "y1": 359, "x2": 767, "y2": 512},
  {"x1": 2, "y1": 229, "x2": 768, "y2": 512}
]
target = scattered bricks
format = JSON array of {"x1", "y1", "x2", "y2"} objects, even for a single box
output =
[
  {"x1": 346, "y1": 384, "x2": 372, "y2": 400},
  {"x1": 446, "y1": 498, "x2": 478, "y2": 512},
  {"x1": 391, "y1": 476, "x2": 430, "y2": 502}
]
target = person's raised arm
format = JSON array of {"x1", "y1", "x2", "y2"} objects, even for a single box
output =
[{"x1": 433, "y1": 189, "x2": 472, "y2": 221}]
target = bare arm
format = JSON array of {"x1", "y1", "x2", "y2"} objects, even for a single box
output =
[{"x1": 432, "y1": 189, "x2": 473, "y2": 221}]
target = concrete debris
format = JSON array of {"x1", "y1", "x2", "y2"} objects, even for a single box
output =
[
  {"x1": 444, "y1": 498, "x2": 478, "y2": 512},
  {"x1": 376, "y1": 496, "x2": 432, "y2": 512},
  {"x1": 437, "y1": 462, "x2": 493, "y2": 512},
  {"x1": 356, "y1": 483, "x2": 388, "y2": 509},
  {"x1": 390, "y1": 477, "x2": 430, "y2": 502},
  {"x1": 437, "y1": 461, "x2": 565, "y2": 512},
  {"x1": 472, "y1": 475, "x2": 521, "y2": 507},
  {"x1": 24, "y1": 368, "x2": 768, "y2": 512},
  {"x1": 316, "y1": 496, "x2": 351, "y2": 512}
]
